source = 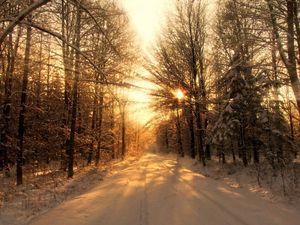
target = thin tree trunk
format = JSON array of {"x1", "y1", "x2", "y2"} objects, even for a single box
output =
[
  {"x1": 165, "y1": 126, "x2": 169, "y2": 152},
  {"x1": 286, "y1": 0, "x2": 300, "y2": 111},
  {"x1": 88, "y1": 78, "x2": 99, "y2": 165},
  {"x1": 240, "y1": 120, "x2": 248, "y2": 167},
  {"x1": 67, "y1": 4, "x2": 81, "y2": 178},
  {"x1": 288, "y1": 100, "x2": 295, "y2": 141},
  {"x1": 95, "y1": 92, "x2": 103, "y2": 165},
  {"x1": 253, "y1": 139, "x2": 259, "y2": 164},
  {"x1": 175, "y1": 107, "x2": 184, "y2": 157},
  {"x1": 292, "y1": 0, "x2": 300, "y2": 76},
  {"x1": 1, "y1": 28, "x2": 21, "y2": 176},
  {"x1": 117, "y1": 122, "x2": 121, "y2": 158},
  {"x1": 87, "y1": 142, "x2": 93, "y2": 166},
  {"x1": 61, "y1": 0, "x2": 71, "y2": 170},
  {"x1": 121, "y1": 105, "x2": 126, "y2": 159},
  {"x1": 187, "y1": 102, "x2": 196, "y2": 158},
  {"x1": 267, "y1": 0, "x2": 300, "y2": 114},
  {"x1": 231, "y1": 140, "x2": 236, "y2": 164},
  {"x1": 17, "y1": 22, "x2": 32, "y2": 185},
  {"x1": 110, "y1": 101, "x2": 116, "y2": 159},
  {"x1": 46, "y1": 42, "x2": 51, "y2": 97},
  {"x1": 36, "y1": 33, "x2": 43, "y2": 111},
  {"x1": 195, "y1": 102, "x2": 206, "y2": 166},
  {"x1": 136, "y1": 126, "x2": 140, "y2": 154}
]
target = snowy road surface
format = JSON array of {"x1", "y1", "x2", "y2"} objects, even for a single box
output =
[{"x1": 28, "y1": 153, "x2": 300, "y2": 225}]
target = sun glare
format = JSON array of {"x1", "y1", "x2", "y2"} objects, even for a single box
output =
[
  {"x1": 173, "y1": 89, "x2": 185, "y2": 100},
  {"x1": 118, "y1": 1, "x2": 171, "y2": 125},
  {"x1": 119, "y1": 0, "x2": 170, "y2": 47},
  {"x1": 126, "y1": 79, "x2": 156, "y2": 124}
]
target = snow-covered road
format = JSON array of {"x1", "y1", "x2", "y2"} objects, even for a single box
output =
[{"x1": 27, "y1": 153, "x2": 300, "y2": 225}]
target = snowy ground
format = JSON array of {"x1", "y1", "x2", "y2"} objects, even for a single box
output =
[
  {"x1": 179, "y1": 156, "x2": 300, "y2": 205},
  {"x1": 0, "y1": 161, "x2": 111, "y2": 225},
  {"x1": 17, "y1": 153, "x2": 300, "y2": 225}
]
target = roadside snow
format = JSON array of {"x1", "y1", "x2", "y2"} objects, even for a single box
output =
[
  {"x1": 179, "y1": 155, "x2": 300, "y2": 206},
  {"x1": 0, "y1": 161, "x2": 112, "y2": 225}
]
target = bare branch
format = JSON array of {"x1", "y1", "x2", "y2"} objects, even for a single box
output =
[{"x1": 0, "y1": 0, "x2": 51, "y2": 46}]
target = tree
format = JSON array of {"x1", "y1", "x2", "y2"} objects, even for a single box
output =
[
  {"x1": 0, "y1": 23, "x2": 21, "y2": 177},
  {"x1": 66, "y1": 0, "x2": 81, "y2": 179},
  {"x1": 16, "y1": 9, "x2": 32, "y2": 185},
  {"x1": 266, "y1": 0, "x2": 300, "y2": 116},
  {"x1": 0, "y1": 0, "x2": 136, "y2": 184},
  {"x1": 148, "y1": 0, "x2": 209, "y2": 165}
]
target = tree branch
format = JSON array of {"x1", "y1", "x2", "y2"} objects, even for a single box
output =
[{"x1": 0, "y1": 0, "x2": 51, "y2": 46}]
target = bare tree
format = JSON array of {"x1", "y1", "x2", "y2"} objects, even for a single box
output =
[{"x1": 16, "y1": 12, "x2": 33, "y2": 185}]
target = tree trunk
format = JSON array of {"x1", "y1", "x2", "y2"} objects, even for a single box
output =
[
  {"x1": 288, "y1": 100, "x2": 295, "y2": 141},
  {"x1": 1, "y1": 29, "x2": 21, "y2": 176},
  {"x1": 186, "y1": 102, "x2": 196, "y2": 158},
  {"x1": 110, "y1": 101, "x2": 116, "y2": 159},
  {"x1": 165, "y1": 126, "x2": 169, "y2": 152},
  {"x1": 87, "y1": 142, "x2": 93, "y2": 166},
  {"x1": 267, "y1": 0, "x2": 300, "y2": 114},
  {"x1": 252, "y1": 139, "x2": 260, "y2": 164},
  {"x1": 67, "y1": 4, "x2": 81, "y2": 178},
  {"x1": 17, "y1": 22, "x2": 32, "y2": 185},
  {"x1": 36, "y1": 33, "x2": 43, "y2": 112},
  {"x1": 239, "y1": 121, "x2": 248, "y2": 167},
  {"x1": 95, "y1": 92, "x2": 103, "y2": 165},
  {"x1": 292, "y1": 0, "x2": 300, "y2": 76},
  {"x1": 231, "y1": 140, "x2": 236, "y2": 164},
  {"x1": 195, "y1": 102, "x2": 206, "y2": 166},
  {"x1": 121, "y1": 104, "x2": 126, "y2": 159},
  {"x1": 88, "y1": 77, "x2": 99, "y2": 165},
  {"x1": 61, "y1": 0, "x2": 72, "y2": 170},
  {"x1": 175, "y1": 107, "x2": 184, "y2": 157},
  {"x1": 286, "y1": 0, "x2": 300, "y2": 112}
]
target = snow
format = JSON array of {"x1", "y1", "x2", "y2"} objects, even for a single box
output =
[
  {"x1": 9, "y1": 153, "x2": 298, "y2": 225},
  {"x1": 0, "y1": 162, "x2": 110, "y2": 225},
  {"x1": 179, "y1": 155, "x2": 300, "y2": 205}
]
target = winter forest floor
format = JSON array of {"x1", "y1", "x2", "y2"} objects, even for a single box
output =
[
  {"x1": 0, "y1": 160, "x2": 112, "y2": 225},
  {"x1": 1, "y1": 153, "x2": 300, "y2": 225}
]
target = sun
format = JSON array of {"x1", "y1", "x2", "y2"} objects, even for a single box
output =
[{"x1": 173, "y1": 89, "x2": 185, "y2": 100}]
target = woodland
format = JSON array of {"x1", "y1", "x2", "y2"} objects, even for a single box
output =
[{"x1": 0, "y1": 0, "x2": 299, "y2": 202}]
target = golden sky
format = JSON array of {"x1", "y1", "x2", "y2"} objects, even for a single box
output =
[
  {"x1": 117, "y1": 0, "x2": 171, "y2": 124},
  {"x1": 119, "y1": 0, "x2": 170, "y2": 48},
  {"x1": 118, "y1": 0, "x2": 217, "y2": 124}
]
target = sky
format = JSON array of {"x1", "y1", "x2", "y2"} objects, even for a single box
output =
[
  {"x1": 117, "y1": 1, "x2": 218, "y2": 125},
  {"x1": 119, "y1": 0, "x2": 217, "y2": 47},
  {"x1": 119, "y1": 0, "x2": 170, "y2": 48},
  {"x1": 118, "y1": 0, "x2": 171, "y2": 124}
]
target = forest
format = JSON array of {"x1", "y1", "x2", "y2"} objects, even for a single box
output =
[
  {"x1": 151, "y1": 0, "x2": 300, "y2": 193},
  {"x1": 0, "y1": 0, "x2": 145, "y2": 185},
  {"x1": 0, "y1": 0, "x2": 300, "y2": 224}
]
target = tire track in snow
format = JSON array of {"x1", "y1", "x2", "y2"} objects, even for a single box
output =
[
  {"x1": 139, "y1": 161, "x2": 149, "y2": 225},
  {"x1": 175, "y1": 162, "x2": 252, "y2": 225},
  {"x1": 198, "y1": 188, "x2": 252, "y2": 225}
]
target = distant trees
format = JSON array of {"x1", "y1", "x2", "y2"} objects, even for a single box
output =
[{"x1": 148, "y1": 0, "x2": 210, "y2": 165}]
